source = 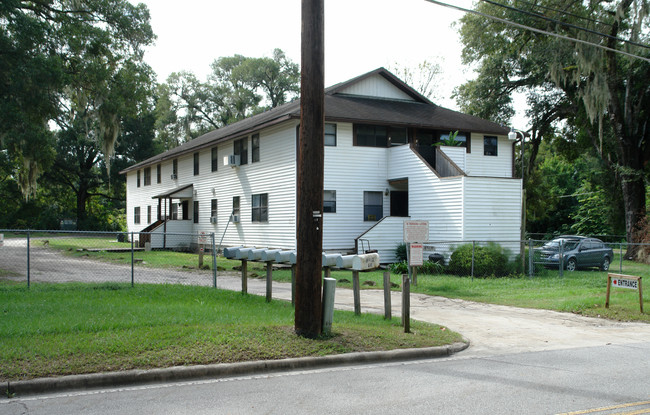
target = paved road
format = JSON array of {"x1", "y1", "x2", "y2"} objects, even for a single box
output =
[{"x1": 2, "y1": 343, "x2": 649, "y2": 414}]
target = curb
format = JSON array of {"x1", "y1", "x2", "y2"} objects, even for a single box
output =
[{"x1": 2, "y1": 341, "x2": 469, "y2": 397}]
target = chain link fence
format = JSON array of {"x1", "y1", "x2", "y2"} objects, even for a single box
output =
[
  {"x1": 0, "y1": 230, "x2": 221, "y2": 287},
  {"x1": 417, "y1": 239, "x2": 643, "y2": 278},
  {"x1": 2, "y1": 230, "x2": 649, "y2": 286}
]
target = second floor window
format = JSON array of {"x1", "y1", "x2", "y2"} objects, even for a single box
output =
[
  {"x1": 156, "y1": 164, "x2": 161, "y2": 183},
  {"x1": 211, "y1": 147, "x2": 218, "y2": 172},
  {"x1": 193, "y1": 152, "x2": 199, "y2": 175},
  {"x1": 234, "y1": 137, "x2": 248, "y2": 165},
  {"x1": 172, "y1": 159, "x2": 178, "y2": 179},
  {"x1": 252, "y1": 134, "x2": 260, "y2": 163},
  {"x1": 324, "y1": 190, "x2": 336, "y2": 213},
  {"x1": 144, "y1": 167, "x2": 151, "y2": 186},
  {"x1": 484, "y1": 136, "x2": 498, "y2": 156}
]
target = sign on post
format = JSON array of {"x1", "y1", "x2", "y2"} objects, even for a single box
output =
[
  {"x1": 403, "y1": 220, "x2": 429, "y2": 243},
  {"x1": 409, "y1": 243, "x2": 423, "y2": 267},
  {"x1": 606, "y1": 273, "x2": 643, "y2": 313}
]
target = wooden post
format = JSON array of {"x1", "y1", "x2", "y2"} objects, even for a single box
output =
[
  {"x1": 412, "y1": 266, "x2": 418, "y2": 286},
  {"x1": 266, "y1": 261, "x2": 273, "y2": 302},
  {"x1": 402, "y1": 274, "x2": 410, "y2": 333},
  {"x1": 383, "y1": 271, "x2": 392, "y2": 320},
  {"x1": 352, "y1": 270, "x2": 361, "y2": 315},
  {"x1": 241, "y1": 259, "x2": 248, "y2": 294},
  {"x1": 605, "y1": 274, "x2": 612, "y2": 309},
  {"x1": 291, "y1": 264, "x2": 296, "y2": 305},
  {"x1": 323, "y1": 267, "x2": 331, "y2": 279},
  {"x1": 295, "y1": 0, "x2": 325, "y2": 338}
]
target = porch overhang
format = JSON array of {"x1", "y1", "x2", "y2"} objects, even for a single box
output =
[{"x1": 152, "y1": 184, "x2": 194, "y2": 200}]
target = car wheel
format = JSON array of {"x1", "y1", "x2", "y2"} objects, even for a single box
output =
[
  {"x1": 566, "y1": 258, "x2": 577, "y2": 272},
  {"x1": 601, "y1": 258, "x2": 610, "y2": 271}
]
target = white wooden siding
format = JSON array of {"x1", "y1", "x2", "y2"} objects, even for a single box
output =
[
  {"x1": 338, "y1": 74, "x2": 414, "y2": 101},
  {"x1": 440, "y1": 146, "x2": 466, "y2": 171},
  {"x1": 323, "y1": 122, "x2": 390, "y2": 251},
  {"x1": 465, "y1": 133, "x2": 513, "y2": 177},
  {"x1": 462, "y1": 176, "x2": 522, "y2": 254},
  {"x1": 126, "y1": 122, "x2": 298, "y2": 250}
]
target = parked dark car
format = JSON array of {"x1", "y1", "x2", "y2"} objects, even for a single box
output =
[{"x1": 538, "y1": 236, "x2": 613, "y2": 271}]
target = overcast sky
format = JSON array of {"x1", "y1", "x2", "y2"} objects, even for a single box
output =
[{"x1": 132, "y1": 0, "x2": 527, "y2": 127}]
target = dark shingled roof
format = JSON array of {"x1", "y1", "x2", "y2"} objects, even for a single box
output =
[{"x1": 121, "y1": 68, "x2": 509, "y2": 173}]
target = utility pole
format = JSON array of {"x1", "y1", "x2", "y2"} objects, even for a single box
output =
[{"x1": 295, "y1": 0, "x2": 325, "y2": 338}]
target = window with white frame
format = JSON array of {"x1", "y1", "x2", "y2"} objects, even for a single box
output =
[
  {"x1": 147, "y1": 206, "x2": 151, "y2": 224},
  {"x1": 363, "y1": 191, "x2": 383, "y2": 221},
  {"x1": 484, "y1": 136, "x2": 498, "y2": 156},
  {"x1": 211, "y1": 199, "x2": 217, "y2": 219},
  {"x1": 211, "y1": 147, "x2": 218, "y2": 172},
  {"x1": 144, "y1": 167, "x2": 151, "y2": 186},
  {"x1": 193, "y1": 152, "x2": 199, "y2": 175},
  {"x1": 156, "y1": 164, "x2": 161, "y2": 183},
  {"x1": 324, "y1": 123, "x2": 337, "y2": 146},
  {"x1": 252, "y1": 193, "x2": 268, "y2": 222},
  {"x1": 136, "y1": 170, "x2": 141, "y2": 187},
  {"x1": 234, "y1": 137, "x2": 248, "y2": 165},
  {"x1": 134, "y1": 206, "x2": 141, "y2": 224},
  {"x1": 323, "y1": 190, "x2": 336, "y2": 213},
  {"x1": 193, "y1": 201, "x2": 199, "y2": 223},
  {"x1": 172, "y1": 159, "x2": 178, "y2": 178},
  {"x1": 252, "y1": 134, "x2": 260, "y2": 163}
]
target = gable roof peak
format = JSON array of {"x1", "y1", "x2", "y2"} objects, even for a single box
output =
[{"x1": 325, "y1": 67, "x2": 434, "y2": 105}]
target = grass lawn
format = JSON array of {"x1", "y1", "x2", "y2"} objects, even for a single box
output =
[
  {"x1": 0, "y1": 282, "x2": 462, "y2": 381},
  {"x1": 35, "y1": 236, "x2": 650, "y2": 323}
]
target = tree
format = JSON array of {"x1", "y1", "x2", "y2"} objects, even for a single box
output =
[
  {"x1": 155, "y1": 49, "x2": 300, "y2": 147},
  {"x1": 0, "y1": 0, "x2": 154, "y2": 228},
  {"x1": 389, "y1": 59, "x2": 443, "y2": 101},
  {"x1": 457, "y1": 0, "x2": 650, "y2": 248}
]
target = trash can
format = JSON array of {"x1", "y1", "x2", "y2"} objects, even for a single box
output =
[{"x1": 428, "y1": 253, "x2": 444, "y2": 264}]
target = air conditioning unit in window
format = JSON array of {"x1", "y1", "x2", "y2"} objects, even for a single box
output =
[
  {"x1": 232, "y1": 214, "x2": 240, "y2": 223},
  {"x1": 210, "y1": 216, "x2": 217, "y2": 224},
  {"x1": 170, "y1": 173, "x2": 177, "y2": 180},
  {"x1": 224, "y1": 155, "x2": 240, "y2": 167}
]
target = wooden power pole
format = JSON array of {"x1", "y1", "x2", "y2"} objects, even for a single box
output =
[{"x1": 295, "y1": 0, "x2": 325, "y2": 338}]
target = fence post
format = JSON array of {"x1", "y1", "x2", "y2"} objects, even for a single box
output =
[
  {"x1": 27, "y1": 230, "x2": 30, "y2": 289},
  {"x1": 130, "y1": 232, "x2": 134, "y2": 287},
  {"x1": 471, "y1": 240, "x2": 475, "y2": 281},
  {"x1": 559, "y1": 240, "x2": 564, "y2": 277},
  {"x1": 528, "y1": 238, "x2": 534, "y2": 278},
  {"x1": 352, "y1": 270, "x2": 361, "y2": 315},
  {"x1": 265, "y1": 261, "x2": 272, "y2": 302},
  {"x1": 402, "y1": 274, "x2": 410, "y2": 333},
  {"x1": 211, "y1": 233, "x2": 217, "y2": 288},
  {"x1": 241, "y1": 259, "x2": 248, "y2": 294},
  {"x1": 619, "y1": 242, "x2": 623, "y2": 273},
  {"x1": 383, "y1": 271, "x2": 392, "y2": 320}
]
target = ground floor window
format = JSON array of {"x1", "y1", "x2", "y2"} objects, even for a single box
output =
[
  {"x1": 134, "y1": 207, "x2": 141, "y2": 224},
  {"x1": 211, "y1": 199, "x2": 218, "y2": 218},
  {"x1": 363, "y1": 191, "x2": 383, "y2": 221},
  {"x1": 252, "y1": 193, "x2": 268, "y2": 222},
  {"x1": 147, "y1": 206, "x2": 151, "y2": 224},
  {"x1": 324, "y1": 190, "x2": 336, "y2": 213},
  {"x1": 193, "y1": 201, "x2": 199, "y2": 223}
]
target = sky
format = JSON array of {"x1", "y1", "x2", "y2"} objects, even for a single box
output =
[{"x1": 133, "y1": 0, "x2": 527, "y2": 128}]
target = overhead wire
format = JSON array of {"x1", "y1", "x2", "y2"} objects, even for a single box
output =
[
  {"x1": 513, "y1": 0, "x2": 613, "y2": 28},
  {"x1": 423, "y1": 0, "x2": 650, "y2": 63},
  {"x1": 480, "y1": 0, "x2": 650, "y2": 51}
]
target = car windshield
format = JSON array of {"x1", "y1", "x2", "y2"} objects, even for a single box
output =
[{"x1": 543, "y1": 239, "x2": 580, "y2": 251}]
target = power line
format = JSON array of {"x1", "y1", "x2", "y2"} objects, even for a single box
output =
[
  {"x1": 513, "y1": 0, "x2": 613, "y2": 28},
  {"x1": 423, "y1": 0, "x2": 650, "y2": 63},
  {"x1": 481, "y1": 0, "x2": 650, "y2": 51}
]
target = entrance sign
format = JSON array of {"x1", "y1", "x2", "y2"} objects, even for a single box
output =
[
  {"x1": 403, "y1": 220, "x2": 429, "y2": 243},
  {"x1": 606, "y1": 273, "x2": 643, "y2": 313},
  {"x1": 409, "y1": 243, "x2": 423, "y2": 266},
  {"x1": 612, "y1": 277, "x2": 638, "y2": 290}
]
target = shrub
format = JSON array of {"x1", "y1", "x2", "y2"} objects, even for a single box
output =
[
  {"x1": 389, "y1": 261, "x2": 408, "y2": 274},
  {"x1": 447, "y1": 242, "x2": 512, "y2": 277},
  {"x1": 419, "y1": 260, "x2": 445, "y2": 275},
  {"x1": 394, "y1": 243, "x2": 407, "y2": 262}
]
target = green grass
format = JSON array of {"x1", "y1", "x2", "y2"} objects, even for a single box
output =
[
  {"x1": 37, "y1": 236, "x2": 650, "y2": 322},
  {"x1": 0, "y1": 282, "x2": 461, "y2": 381}
]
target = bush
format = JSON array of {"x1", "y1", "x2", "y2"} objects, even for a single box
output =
[
  {"x1": 447, "y1": 242, "x2": 512, "y2": 277},
  {"x1": 394, "y1": 243, "x2": 407, "y2": 262},
  {"x1": 389, "y1": 261, "x2": 408, "y2": 274},
  {"x1": 419, "y1": 260, "x2": 445, "y2": 275}
]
